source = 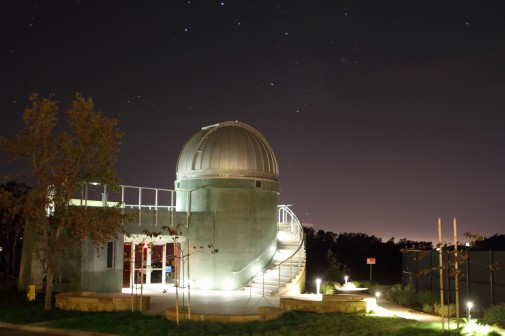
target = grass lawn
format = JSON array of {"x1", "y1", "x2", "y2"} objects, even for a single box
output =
[{"x1": 0, "y1": 291, "x2": 465, "y2": 336}]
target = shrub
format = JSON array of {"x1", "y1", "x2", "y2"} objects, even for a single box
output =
[
  {"x1": 320, "y1": 282, "x2": 335, "y2": 295},
  {"x1": 385, "y1": 284, "x2": 404, "y2": 303},
  {"x1": 422, "y1": 303, "x2": 434, "y2": 313},
  {"x1": 386, "y1": 284, "x2": 418, "y2": 307},
  {"x1": 396, "y1": 287, "x2": 418, "y2": 308},
  {"x1": 350, "y1": 280, "x2": 360, "y2": 288},
  {"x1": 434, "y1": 303, "x2": 456, "y2": 317},
  {"x1": 482, "y1": 303, "x2": 505, "y2": 328},
  {"x1": 417, "y1": 290, "x2": 439, "y2": 307}
]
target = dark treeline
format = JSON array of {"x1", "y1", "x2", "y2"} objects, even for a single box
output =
[
  {"x1": 0, "y1": 181, "x2": 30, "y2": 280},
  {"x1": 304, "y1": 227, "x2": 505, "y2": 288},
  {"x1": 304, "y1": 227, "x2": 432, "y2": 286}
]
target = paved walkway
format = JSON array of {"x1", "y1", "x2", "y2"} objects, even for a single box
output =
[
  {"x1": 131, "y1": 285, "x2": 280, "y2": 316},
  {"x1": 374, "y1": 300, "x2": 443, "y2": 323}
]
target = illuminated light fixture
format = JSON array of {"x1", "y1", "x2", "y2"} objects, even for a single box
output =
[
  {"x1": 344, "y1": 275, "x2": 348, "y2": 284},
  {"x1": 316, "y1": 278, "x2": 321, "y2": 295},
  {"x1": 375, "y1": 292, "x2": 381, "y2": 306},
  {"x1": 467, "y1": 301, "x2": 473, "y2": 320}
]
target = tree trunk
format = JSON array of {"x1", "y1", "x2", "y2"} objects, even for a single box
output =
[
  {"x1": 11, "y1": 237, "x2": 18, "y2": 276},
  {"x1": 45, "y1": 265, "x2": 54, "y2": 310}
]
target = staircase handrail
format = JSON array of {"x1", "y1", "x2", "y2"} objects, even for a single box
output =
[{"x1": 258, "y1": 205, "x2": 305, "y2": 295}]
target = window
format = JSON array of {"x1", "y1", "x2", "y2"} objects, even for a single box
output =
[
  {"x1": 255, "y1": 180, "x2": 262, "y2": 188},
  {"x1": 106, "y1": 241, "x2": 114, "y2": 269}
]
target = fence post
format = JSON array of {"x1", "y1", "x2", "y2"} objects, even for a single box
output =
[{"x1": 490, "y1": 251, "x2": 494, "y2": 306}]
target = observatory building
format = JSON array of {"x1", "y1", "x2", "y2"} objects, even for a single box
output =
[{"x1": 20, "y1": 121, "x2": 306, "y2": 296}]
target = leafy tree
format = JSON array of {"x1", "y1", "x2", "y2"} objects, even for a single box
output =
[
  {"x1": 0, "y1": 181, "x2": 30, "y2": 278},
  {"x1": 0, "y1": 93, "x2": 126, "y2": 309},
  {"x1": 324, "y1": 250, "x2": 349, "y2": 281},
  {"x1": 473, "y1": 234, "x2": 505, "y2": 251}
]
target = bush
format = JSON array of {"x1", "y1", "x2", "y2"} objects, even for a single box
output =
[
  {"x1": 385, "y1": 284, "x2": 404, "y2": 303},
  {"x1": 417, "y1": 290, "x2": 439, "y2": 307},
  {"x1": 422, "y1": 303, "x2": 434, "y2": 313},
  {"x1": 386, "y1": 284, "x2": 418, "y2": 308},
  {"x1": 482, "y1": 303, "x2": 505, "y2": 328},
  {"x1": 396, "y1": 287, "x2": 418, "y2": 307},
  {"x1": 320, "y1": 282, "x2": 335, "y2": 295},
  {"x1": 434, "y1": 303, "x2": 456, "y2": 317}
]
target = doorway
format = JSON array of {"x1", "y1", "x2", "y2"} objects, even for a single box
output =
[{"x1": 122, "y1": 242, "x2": 177, "y2": 288}]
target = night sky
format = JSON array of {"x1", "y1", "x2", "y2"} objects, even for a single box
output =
[{"x1": 1, "y1": 1, "x2": 505, "y2": 243}]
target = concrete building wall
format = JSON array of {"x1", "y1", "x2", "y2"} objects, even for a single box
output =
[{"x1": 176, "y1": 177, "x2": 279, "y2": 289}]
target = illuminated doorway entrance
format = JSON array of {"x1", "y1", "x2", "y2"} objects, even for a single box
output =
[{"x1": 123, "y1": 242, "x2": 177, "y2": 288}]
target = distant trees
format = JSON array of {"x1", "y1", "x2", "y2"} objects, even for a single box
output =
[
  {"x1": 472, "y1": 234, "x2": 505, "y2": 250},
  {"x1": 0, "y1": 181, "x2": 30, "y2": 279},
  {"x1": 0, "y1": 93, "x2": 127, "y2": 310},
  {"x1": 304, "y1": 227, "x2": 433, "y2": 286}
]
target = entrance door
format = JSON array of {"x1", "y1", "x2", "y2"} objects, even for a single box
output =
[
  {"x1": 150, "y1": 245, "x2": 164, "y2": 284},
  {"x1": 123, "y1": 242, "x2": 179, "y2": 287},
  {"x1": 123, "y1": 243, "x2": 132, "y2": 288}
]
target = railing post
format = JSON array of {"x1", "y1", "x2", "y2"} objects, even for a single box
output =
[
  {"x1": 278, "y1": 265, "x2": 281, "y2": 291},
  {"x1": 155, "y1": 189, "x2": 158, "y2": 227},
  {"x1": 138, "y1": 187, "x2": 142, "y2": 226},
  {"x1": 121, "y1": 186, "x2": 125, "y2": 214},
  {"x1": 262, "y1": 272, "x2": 265, "y2": 297},
  {"x1": 171, "y1": 190, "x2": 174, "y2": 227}
]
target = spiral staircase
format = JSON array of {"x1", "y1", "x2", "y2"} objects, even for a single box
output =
[{"x1": 247, "y1": 205, "x2": 306, "y2": 296}]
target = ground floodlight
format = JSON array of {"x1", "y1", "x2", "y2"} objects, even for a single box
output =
[
  {"x1": 316, "y1": 278, "x2": 321, "y2": 295},
  {"x1": 467, "y1": 301, "x2": 473, "y2": 320}
]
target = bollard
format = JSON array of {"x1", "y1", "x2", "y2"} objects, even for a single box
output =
[{"x1": 27, "y1": 284, "x2": 36, "y2": 302}]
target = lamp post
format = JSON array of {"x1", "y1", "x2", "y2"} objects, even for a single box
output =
[
  {"x1": 344, "y1": 275, "x2": 348, "y2": 285},
  {"x1": 316, "y1": 278, "x2": 321, "y2": 295}
]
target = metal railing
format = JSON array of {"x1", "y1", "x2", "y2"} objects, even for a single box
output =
[
  {"x1": 256, "y1": 205, "x2": 306, "y2": 296},
  {"x1": 76, "y1": 183, "x2": 175, "y2": 226}
]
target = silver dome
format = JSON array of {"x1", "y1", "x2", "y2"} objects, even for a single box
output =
[{"x1": 176, "y1": 121, "x2": 279, "y2": 181}]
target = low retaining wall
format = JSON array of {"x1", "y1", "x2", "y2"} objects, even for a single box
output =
[
  {"x1": 55, "y1": 291, "x2": 150, "y2": 312},
  {"x1": 280, "y1": 294, "x2": 375, "y2": 314},
  {"x1": 166, "y1": 306, "x2": 284, "y2": 323}
]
